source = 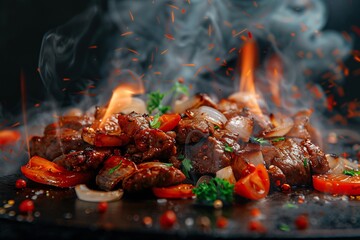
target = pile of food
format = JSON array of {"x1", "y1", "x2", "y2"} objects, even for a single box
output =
[{"x1": 21, "y1": 85, "x2": 360, "y2": 204}]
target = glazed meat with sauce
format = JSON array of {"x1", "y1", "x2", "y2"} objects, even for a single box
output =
[{"x1": 261, "y1": 138, "x2": 329, "y2": 186}]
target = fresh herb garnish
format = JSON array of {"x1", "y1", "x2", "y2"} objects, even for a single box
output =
[
  {"x1": 214, "y1": 125, "x2": 220, "y2": 130},
  {"x1": 108, "y1": 160, "x2": 123, "y2": 175},
  {"x1": 283, "y1": 203, "x2": 298, "y2": 209},
  {"x1": 146, "y1": 91, "x2": 171, "y2": 114},
  {"x1": 163, "y1": 163, "x2": 173, "y2": 167},
  {"x1": 303, "y1": 158, "x2": 308, "y2": 168},
  {"x1": 224, "y1": 143, "x2": 234, "y2": 153},
  {"x1": 279, "y1": 223, "x2": 291, "y2": 232},
  {"x1": 343, "y1": 169, "x2": 360, "y2": 176},
  {"x1": 251, "y1": 137, "x2": 269, "y2": 145},
  {"x1": 271, "y1": 137, "x2": 285, "y2": 142},
  {"x1": 181, "y1": 158, "x2": 193, "y2": 178},
  {"x1": 192, "y1": 177, "x2": 234, "y2": 205},
  {"x1": 177, "y1": 154, "x2": 185, "y2": 160},
  {"x1": 146, "y1": 83, "x2": 189, "y2": 115},
  {"x1": 150, "y1": 113, "x2": 161, "y2": 129}
]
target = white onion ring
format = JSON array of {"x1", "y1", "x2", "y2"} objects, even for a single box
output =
[
  {"x1": 216, "y1": 166, "x2": 236, "y2": 184},
  {"x1": 75, "y1": 184, "x2": 124, "y2": 202},
  {"x1": 194, "y1": 106, "x2": 227, "y2": 127},
  {"x1": 120, "y1": 97, "x2": 147, "y2": 114},
  {"x1": 225, "y1": 116, "x2": 253, "y2": 142},
  {"x1": 262, "y1": 117, "x2": 294, "y2": 138},
  {"x1": 326, "y1": 154, "x2": 359, "y2": 174}
]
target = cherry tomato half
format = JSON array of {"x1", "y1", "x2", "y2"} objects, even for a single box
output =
[
  {"x1": 234, "y1": 164, "x2": 270, "y2": 200},
  {"x1": 158, "y1": 114, "x2": 181, "y2": 132},
  {"x1": 21, "y1": 156, "x2": 93, "y2": 188},
  {"x1": 159, "y1": 210, "x2": 177, "y2": 228},
  {"x1": 312, "y1": 174, "x2": 360, "y2": 195},
  {"x1": 152, "y1": 184, "x2": 195, "y2": 199}
]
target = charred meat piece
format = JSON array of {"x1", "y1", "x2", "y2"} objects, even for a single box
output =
[
  {"x1": 30, "y1": 128, "x2": 89, "y2": 160},
  {"x1": 175, "y1": 117, "x2": 213, "y2": 144},
  {"x1": 186, "y1": 136, "x2": 233, "y2": 175},
  {"x1": 134, "y1": 128, "x2": 177, "y2": 162},
  {"x1": 122, "y1": 162, "x2": 186, "y2": 192},
  {"x1": 118, "y1": 112, "x2": 150, "y2": 136},
  {"x1": 53, "y1": 148, "x2": 111, "y2": 172},
  {"x1": 286, "y1": 110, "x2": 312, "y2": 139},
  {"x1": 96, "y1": 156, "x2": 137, "y2": 191},
  {"x1": 44, "y1": 115, "x2": 93, "y2": 133},
  {"x1": 261, "y1": 138, "x2": 329, "y2": 186}
]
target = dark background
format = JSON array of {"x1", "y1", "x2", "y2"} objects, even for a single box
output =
[{"x1": 0, "y1": 0, "x2": 359, "y2": 125}]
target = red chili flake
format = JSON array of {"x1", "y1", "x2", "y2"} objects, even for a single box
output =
[
  {"x1": 275, "y1": 180, "x2": 281, "y2": 187},
  {"x1": 248, "y1": 220, "x2": 266, "y2": 233},
  {"x1": 281, "y1": 183, "x2": 291, "y2": 193},
  {"x1": 181, "y1": 8, "x2": 186, "y2": 14},
  {"x1": 19, "y1": 199, "x2": 34, "y2": 213},
  {"x1": 160, "y1": 210, "x2": 177, "y2": 228},
  {"x1": 216, "y1": 216, "x2": 228, "y2": 229},
  {"x1": 15, "y1": 179, "x2": 27, "y2": 189},
  {"x1": 342, "y1": 152, "x2": 350, "y2": 158},
  {"x1": 88, "y1": 45, "x2": 98, "y2": 49},
  {"x1": 250, "y1": 208, "x2": 261, "y2": 217},
  {"x1": 295, "y1": 214, "x2": 309, "y2": 230},
  {"x1": 97, "y1": 202, "x2": 108, "y2": 213},
  {"x1": 247, "y1": 31, "x2": 253, "y2": 39}
]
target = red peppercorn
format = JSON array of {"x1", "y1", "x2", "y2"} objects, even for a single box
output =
[
  {"x1": 216, "y1": 216, "x2": 228, "y2": 229},
  {"x1": 160, "y1": 210, "x2": 177, "y2": 228},
  {"x1": 19, "y1": 199, "x2": 34, "y2": 213},
  {"x1": 248, "y1": 220, "x2": 266, "y2": 233},
  {"x1": 250, "y1": 208, "x2": 261, "y2": 217},
  {"x1": 97, "y1": 202, "x2": 108, "y2": 213},
  {"x1": 15, "y1": 179, "x2": 27, "y2": 189},
  {"x1": 281, "y1": 183, "x2": 291, "y2": 193},
  {"x1": 295, "y1": 214, "x2": 309, "y2": 230}
]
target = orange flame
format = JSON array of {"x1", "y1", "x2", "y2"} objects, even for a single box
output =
[
  {"x1": 100, "y1": 83, "x2": 144, "y2": 127},
  {"x1": 266, "y1": 54, "x2": 283, "y2": 108},
  {"x1": 237, "y1": 40, "x2": 263, "y2": 116}
]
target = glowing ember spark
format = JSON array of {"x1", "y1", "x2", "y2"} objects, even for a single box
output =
[
  {"x1": 171, "y1": 11, "x2": 175, "y2": 23},
  {"x1": 167, "y1": 4, "x2": 179, "y2": 10},
  {"x1": 233, "y1": 28, "x2": 247, "y2": 38},
  {"x1": 160, "y1": 49, "x2": 168, "y2": 55},
  {"x1": 121, "y1": 31, "x2": 133, "y2": 37},
  {"x1": 127, "y1": 48, "x2": 140, "y2": 55},
  {"x1": 129, "y1": 10, "x2": 134, "y2": 21},
  {"x1": 165, "y1": 34, "x2": 175, "y2": 40},
  {"x1": 182, "y1": 63, "x2": 196, "y2": 67},
  {"x1": 88, "y1": 45, "x2": 98, "y2": 49}
]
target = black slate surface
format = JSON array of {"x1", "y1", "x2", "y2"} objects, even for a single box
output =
[{"x1": 2, "y1": 174, "x2": 360, "y2": 239}]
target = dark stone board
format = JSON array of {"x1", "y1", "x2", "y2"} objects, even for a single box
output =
[{"x1": 1, "y1": 174, "x2": 360, "y2": 240}]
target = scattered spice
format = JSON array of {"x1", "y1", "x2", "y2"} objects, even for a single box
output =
[
  {"x1": 197, "y1": 216, "x2": 211, "y2": 230},
  {"x1": 19, "y1": 199, "x2": 34, "y2": 213},
  {"x1": 15, "y1": 179, "x2": 27, "y2": 189},
  {"x1": 160, "y1": 210, "x2": 177, "y2": 228},
  {"x1": 213, "y1": 199, "x2": 223, "y2": 209},
  {"x1": 295, "y1": 214, "x2": 309, "y2": 230},
  {"x1": 97, "y1": 202, "x2": 108, "y2": 213},
  {"x1": 143, "y1": 216, "x2": 153, "y2": 227},
  {"x1": 281, "y1": 183, "x2": 291, "y2": 193},
  {"x1": 216, "y1": 216, "x2": 228, "y2": 229},
  {"x1": 250, "y1": 208, "x2": 261, "y2": 217},
  {"x1": 248, "y1": 220, "x2": 266, "y2": 233}
]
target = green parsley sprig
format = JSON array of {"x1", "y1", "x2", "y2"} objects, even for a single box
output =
[
  {"x1": 108, "y1": 160, "x2": 123, "y2": 175},
  {"x1": 343, "y1": 169, "x2": 360, "y2": 176},
  {"x1": 181, "y1": 158, "x2": 193, "y2": 178},
  {"x1": 192, "y1": 177, "x2": 234, "y2": 205},
  {"x1": 250, "y1": 137, "x2": 269, "y2": 145}
]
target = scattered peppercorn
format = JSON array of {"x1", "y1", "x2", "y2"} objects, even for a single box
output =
[
  {"x1": 295, "y1": 214, "x2": 309, "y2": 230},
  {"x1": 213, "y1": 199, "x2": 223, "y2": 209},
  {"x1": 15, "y1": 179, "x2": 27, "y2": 189},
  {"x1": 248, "y1": 220, "x2": 266, "y2": 233},
  {"x1": 97, "y1": 202, "x2": 108, "y2": 213},
  {"x1": 19, "y1": 199, "x2": 34, "y2": 213},
  {"x1": 143, "y1": 216, "x2": 153, "y2": 227},
  {"x1": 250, "y1": 208, "x2": 261, "y2": 217},
  {"x1": 216, "y1": 216, "x2": 228, "y2": 229},
  {"x1": 281, "y1": 183, "x2": 291, "y2": 193},
  {"x1": 160, "y1": 210, "x2": 177, "y2": 228}
]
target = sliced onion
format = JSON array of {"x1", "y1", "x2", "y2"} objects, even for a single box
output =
[
  {"x1": 261, "y1": 116, "x2": 294, "y2": 138},
  {"x1": 243, "y1": 150, "x2": 265, "y2": 167},
  {"x1": 194, "y1": 106, "x2": 227, "y2": 127},
  {"x1": 326, "y1": 154, "x2": 359, "y2": 174},
  {"x1": 120, "y1": 97, "x2": 147, "y2": 114},
  {"x1": 75, "y1": 184, "x2": 124, "y2": 202},
  {"x1": 216, "y1": 166, "x2": 236, "y2": 184},
  {"x1": 173, "y1": 94, "x2": 217, "y2": 113},
  {"x1": 225, "y1": 116, "x2": 253, "y2": 142}
]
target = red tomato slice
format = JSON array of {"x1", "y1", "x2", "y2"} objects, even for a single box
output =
[
  {"x1": 234, "y1": 164, "x2": 270, "y2": 200},
  {"x1": 313, "y1": 174, "x2": 360, "y2": 195},
  {"x1": 0, "y1": 130, "x2": 21, "y2": 146},
  {"x1": 158, "y1": 114, "x2": 181, "y2": 132},
  {"x1": 21, "y1": 156, "x2": 93, "y2": 188},
  {"x1": 152, "y1": 184, "x2": 195, "y2": 199}
]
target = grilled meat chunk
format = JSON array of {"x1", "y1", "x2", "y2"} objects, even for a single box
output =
[
  {"x1": 186, "y1": 136, "x2": 233, "y2": 175},
  {"x1": 96, "y1": 156, "x2": 137, "y2": 191},
  {"x1": 53, "y1": 148, "x2": 111, "y2": 172},
  {"x1": 118, "y1": 112, "x2": 149, "y2": 136},
  {"x1": 261, "y1": 138, "x2": 329, "y2": 186},
  {"x1": 122, "y1": 162, "x2": 186, "y2": 192},
  {"x1": 175, "y1": 118, "x2": 212, "y2": 144}
]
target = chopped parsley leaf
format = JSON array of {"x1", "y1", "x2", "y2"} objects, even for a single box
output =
[
  {"x1": 181, "y1": 158, "x2": 193, "y2": 178},
  {"x1": 251, "y1": 137, "x2": 269, "y2": 145},
  {"x1": 150, "y1": 114, "x2": 161, "y2": 129},
  {"x1": 271, "y1": 137, "x2": 285, "y2": 142},
  {"x1": 303, "y1": 158, "x2": 308, "y2": 168},
  {"x1": 108, "y1": 160, "x2": 123, "y2": 175},
  {"x1": 224, "y1": 143, "x2": 234, "y2": 153},
  {"x1": 214, "y1": 125, "x2": 220, "y2": 130},
  {"x1": 192, "y1": 177, "x2": 234, "y2": 205},
  {"x1": 343, "y1": 169, "x2": 360, "y2": 177}
]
